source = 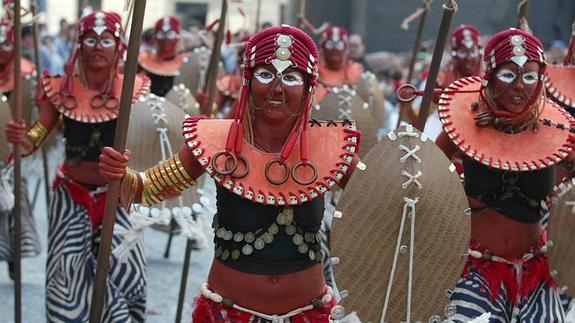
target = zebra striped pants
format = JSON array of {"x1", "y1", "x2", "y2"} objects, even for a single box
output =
[
  {"x1": 0, "y1": 179, "x2": 41, "y2": 261},
  {"x1": 46, "y1": 181, "x2": 147, "y2": 322},
  {"x1": 448, "y1": 266, "x2": 572, "y2": 322}
]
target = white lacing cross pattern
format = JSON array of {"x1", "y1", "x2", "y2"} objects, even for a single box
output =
[
  {"x1": 401, "y1": 170, "x2": 422, "y2": 189},
  {"x1": 338, "y1": 107, "x2": 352, "y2": 120},
  {"x1": 399, "y1": 145, "x2": 421, "y2": 163},
  {"x1": 380, "y1": 197, "x2": 419, "y2": 323},
  {"x1": 398, "y1": 124, "x2": 419, "y2": 138}
]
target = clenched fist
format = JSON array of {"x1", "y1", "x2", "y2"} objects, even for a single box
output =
[{"x1": 99, "y1": 147, "x2": 131, "y2": 181}]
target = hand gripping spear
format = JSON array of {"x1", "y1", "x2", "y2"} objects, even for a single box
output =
[
  {"x1": 11, "y1": 0, "x2": 23, "y2": 321},
  {"x1": 88, "y1": 1, "x2": 147, "y2": 322},
  {"x1": 203, "y1": 0, "x2": 227, "y2": 117},
  {"x1": 396, "y1": 0, "x2": 433, "y2": 127},
  {"x1": 414, "y1": 0, "x2": 458, "y2": 132}
]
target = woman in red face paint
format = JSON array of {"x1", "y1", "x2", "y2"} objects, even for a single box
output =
[
  {"x1": 0, "y1": 18, "x2": 40, "y2": 281},
  {"x1": 432, "y1": 28, "x2": 575, "y2": 322},
  {"x1": 100, "y1": 25, "x2": 363, "y2": 322},
  {"x1": 4, "y1": 11, "x2": 150, "y2": 322}
]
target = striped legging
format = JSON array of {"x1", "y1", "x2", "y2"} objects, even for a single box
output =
[{"x1": 46, "y1": 181, "x2": 147, "y2": 322}]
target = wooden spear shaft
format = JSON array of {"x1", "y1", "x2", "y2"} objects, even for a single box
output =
[
  {"x1": 415, "y1": 0, "x2": 458, "y2": 132},
  {"x1": 88, "y1": 1, "x2": 147, "y2": 321},
  {"x1": 12, "y1": 0, "x2": 23, "y2": 321},
  {"x1": 255, "y1": 0, "x2": 261, "y2": 32},
  {"x1": 517, "y1": 0, "x2": 529, "y2": 28},
  {"x1": 203, "y1": 0, "x2": 227, "y2": 117}
]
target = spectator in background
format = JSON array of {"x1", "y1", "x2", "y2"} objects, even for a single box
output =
[
  {"x1": 42, "y1": 35, "x2": 64, "y2": 75},
  {"x1": 348, "y1": 33, "x2": 372, "y2": 72},
  {"x1": 54, "y1": 18, "x2": 73, "y2": 61},
  {"x1": 140, "y1": 27, "x2": 154, "y2": 53},
  {"x1": 21, "y1": 25, "x2": 52, "y2": 73}
]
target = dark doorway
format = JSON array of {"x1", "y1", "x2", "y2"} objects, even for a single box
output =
[{"x1": 175, "y1": 2, "x2": 208, "y2": 29}]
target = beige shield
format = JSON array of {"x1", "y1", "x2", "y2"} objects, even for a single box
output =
[
  {"x1": 312, "y1": 74, "x2": 384, "y2": 158},
  {"x1": 165, "y1": 83, "x2": 201, "y2": 116},
  {"x1": 548, "y1": 179, "x2": 575, "y2": 295},
  {"x1": 331, "y1": 124, "x2": 470, "y2": 323},
  {"x1": 127, "y1": 94, "x2": 199, "y2": 211}
]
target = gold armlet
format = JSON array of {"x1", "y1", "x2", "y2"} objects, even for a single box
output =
[
  {"x1": 120, "y1": 168, "x2": 142, "y2": 210},
  {"x1": 23, "y1": 122, "x2": 48, "y2": 156},
  {"x1": 140, "y1": 154, "x2": 197, "y2": 207}
]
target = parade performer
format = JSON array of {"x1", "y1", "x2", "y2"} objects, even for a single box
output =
[
  {"x1": 100, "y1": 25, "x2": 362, "y2": 322},
  {"x1": 139, "y1": 16, "x2": 186, "y2": 97},
  {"x1": 0, "y1": 17, "x2": 40, "y2": 280},
  {"x1": 5, "y1": 11, "x2": 150, "y2": 322},
  {"x1": 433, "y1": 28, "x2": 574, "y2": 321},
  {"x1": 437, "y1": 24, "x2": 482, "y2": 87},
  {"x1": 423, "y1": 24, "x2": 483, "y2": 139}
]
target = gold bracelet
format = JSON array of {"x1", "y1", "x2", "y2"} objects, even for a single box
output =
[
  {"x1": 23, "y1": 122, "x2": 49, "y2": 156},
  {"x1": 119, "y1": 168, "x2": 142, "y2": 210},
  {"x1": 140, "y1": 154, "x2": 197, "y2": 207}
]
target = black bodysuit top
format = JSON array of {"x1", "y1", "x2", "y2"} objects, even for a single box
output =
[
  {"x1": 463, "y1": 158, "x2": 555, "y2": 223},
  {"x1": 213, "y1": 185, "x2": 324, "y2": 275},
  {"x1": 148, "y1": 72, "x2": 174, "y2": 97},
  {"x1": 63, "y1": 117, "x2": 116, "y2": 162}
]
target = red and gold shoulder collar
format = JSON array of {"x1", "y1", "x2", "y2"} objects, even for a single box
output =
[
  {"x1": 182, "y1": 117, "x2": 361, "y2": 206},
  {"x1": 41, "y1": 73, "x2": 150, "y2": 124},
  {"x1": 438, "y1": 76, "x2": 574, "y2": 171},
  {"x1": 545, "y1": 64, "x2": 575, "y2": 109},
  {"x1": 0, "y1": 58, "x2": 36, "y2": 93},
  {"x1": 139, "y1": 51, "x2": 189, "y2": 77}
]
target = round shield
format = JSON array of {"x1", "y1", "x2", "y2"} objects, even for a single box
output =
[
  {"x1": 173, "y1": 47, "x2": 222, "y2": 95},
  {"x1": 312, "y1": 75, "x2": 384, "y2": 158},
  {"x1": 331, "y1": 124, "x2": 470, "y2": 322},
  {"x1": 127, "y1": 94, "x2": 200, "y2": 211},
  {"x1": 165, "y1": 83, "x2": 201, "y2": 116},
  {"x1": 547, "y1": 178, "x2": 575, "y2": 295},
  {"x1": 545, "y1": 64, "x2": 575, "y2": 110}
]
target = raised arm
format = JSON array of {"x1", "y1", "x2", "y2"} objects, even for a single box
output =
[
  {"x1": 99, "y1": 145, "x2": 204, "y2": 208},
  {"x1": 5, "y1": 98, "x2": 60, "y2": 156}
]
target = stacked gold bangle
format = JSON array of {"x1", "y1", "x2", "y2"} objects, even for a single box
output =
[
  {"x1": 140, "y1": 153, "x2": 197, "y2": 207},
  {"x1": 23, "y1": 122, "x2": 49, "y2": 156}
]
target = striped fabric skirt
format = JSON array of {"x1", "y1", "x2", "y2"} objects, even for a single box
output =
[
  {"x1": 46, "y1": 179, "x2": 147, "y2": 322},
  {"x1": 0, "y1": 178, "x2": 41, "y2": 262},
  {"x1": 448, "y1": 237, "x2": 572, "y2": 322}
]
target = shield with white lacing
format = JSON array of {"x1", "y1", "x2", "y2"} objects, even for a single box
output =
[
  {"x1": 165, "y1": 83, "x2": 201, "y2": 116},
  {"x1": 331, "y1": 124, "x2": 470, "y2": 323},
  {"x1": 126, "y1": 94, "x2": 207, "y2": 246},
  {"x1": 547, "y1": 178, "x2": 575, "y2": 296},
  {"x1": 312, "y1": 73, "x2": 384, "y2": 158}
]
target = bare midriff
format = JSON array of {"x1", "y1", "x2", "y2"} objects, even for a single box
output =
[
  {"x1": 64, "y1": 160, "x2": 107, "y2": 186},
  {"x1": 207, "y1": 259, "x2": 325, "y2": 314},
  {"x1": 469, "y1": 197, "x2": 541, "y2": 258}
]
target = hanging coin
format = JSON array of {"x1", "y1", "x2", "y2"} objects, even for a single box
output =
[
  {"x1": 233, "y1": 232, "x2": 244, "y2": 242},
  {"x1": 215, "y1": 246, "x2": 223, "y2": 258},
  {"x1": 245, "y1": 232, "x2": 256, "y2": 243},
  {"x1": 305, "y1": 232, "x2": 315, "y2": 243},
  {"x1": 263, "y1": 232, "x2": 274, "y2": 244},
  {"x1": 221, "y1": 249, "x2": 230, "y2": 261},
  {"x1": 254, "y1": 238, "x2": 265, "y2": 250},
  {"x1": 286, "y1": 225, "x2": 296, "y2": 236},
  {"x1": 231, "y1": 249, "x2": 240, "y2": 260},
  {"x1": 298, "y1": 243, "x2": 309, "y2": 254},
  {"x1": 268, "y1": 223, "x2": 279, "y2": 235},
  {"x1": 292, "y1": 234, "x2": 304, "y2": 246},
  {"x1": 223, "y1": 230, "x2": 234, "y2": 241},
  {"x1": 242, "y1": 244, "x2": 253, "y2": 255}
]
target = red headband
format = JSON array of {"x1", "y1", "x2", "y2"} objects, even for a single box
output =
[
  {"x1": 450, "y1": 24, "x2": 481, "y2": 50},
  {"x1": 482, "y1": 28, "x2": 546, "y2": 87},
  {"x1": 154, "y1": 16, "x2": 181, "y2": 34},
  {"x1": 320, "y1": 26, "x2": 348, "y2": 48}
]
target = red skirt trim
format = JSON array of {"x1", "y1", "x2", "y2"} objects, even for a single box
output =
[{"x1": 462, "y1": 232, "x2": 556, "y2": 304}]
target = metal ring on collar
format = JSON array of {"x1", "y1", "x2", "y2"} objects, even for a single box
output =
[
  {"x1": 211, "y1": 150, "x2": 238, "y2": 176},
  {"x1": 291, "y1": 160, "x2": 318, "y2": 185},
  {"x1": 265, "y1": 158, "x2": 290, "y2": 185},
  {"x1": 226, "y1": 153, "x2": 250, "y2": 178}
]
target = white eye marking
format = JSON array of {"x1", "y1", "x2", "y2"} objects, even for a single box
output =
[
  {"x1": 522, "y1": 71, "x2": 538, "y2": 85},
  {"x1": 281, "y1": 71, "x2": 304, "y2": 87},
  {"x1": 253, "y1": 67, "x2": 275, "y2": 85},
  {"x1": 495, "y1": 69, "x2": 516, "y2": 84}
]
